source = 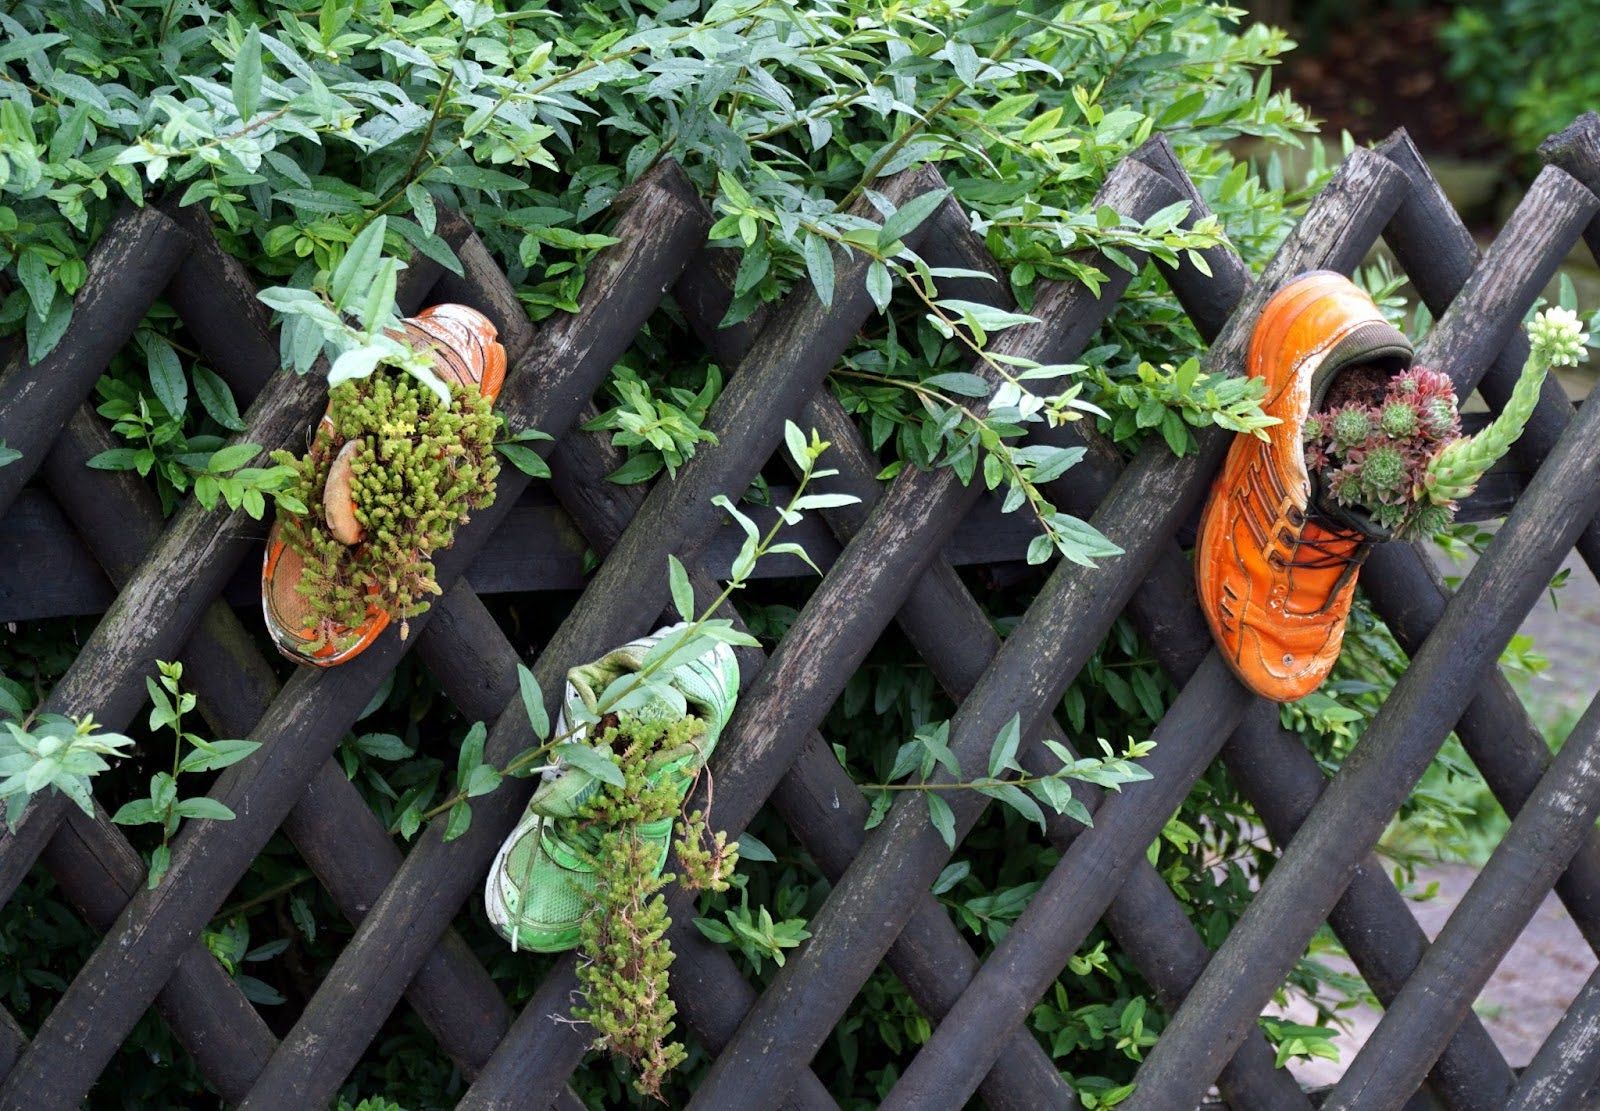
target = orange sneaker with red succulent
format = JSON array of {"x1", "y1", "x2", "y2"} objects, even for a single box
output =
[{"x1": 1195, "y1": 272, "x2": 1412, "y2": 702}]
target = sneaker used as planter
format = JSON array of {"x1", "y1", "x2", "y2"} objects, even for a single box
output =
[
  {"x1": 1195, "y1": 271, "x2": 1413, "y2": 703},
  {"x1": 485, "y1": 624, "x2": 739, "y2": 953},
  {"x1": 262, "y1": 304, "x2": 506, "y2": 667}
]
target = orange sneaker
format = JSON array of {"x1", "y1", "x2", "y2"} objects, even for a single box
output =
[
  {"x1": 1195, "y1": 272, "x2": 1412, "y2": 702},
  {"x1": 263, "y1": 304, "x2": 506, "y2": 667}
]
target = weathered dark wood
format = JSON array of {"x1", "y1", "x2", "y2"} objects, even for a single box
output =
[
  {"x1": 1506, "y1": 965, "x2": 1600, "y2": 1110},
  {"x1": 0, "y1": 490, "x2": 116, "y2": 618},
  {"x1": 0, "y1": 207, "x2": 190, "y2": 517},
  {"x1": 1412, "y1": 166, "x2": 1598, "y2": 393},
  {"x1": 673, "y1": 156, "x2": 1199, "y2": 1111},
  {"x1": 688, "y1": 146, "x2": 1411, "y2": 1110},
  {"x1": 160, "y1": 201, "x2": 281, "y2": 396},
  {"x1": 235, "y1": 166, "x2": 930, "y2": 1108},
  {"x1": 1127, "y1": 338, "x2": 1600, "y2": 1110},
  {"x1": 0, "y1": 478, "x2": 1057, "y2": 622},
  {"x1": 673, "y1": 199, "x2": 1307, "y2": 1111},
  {"x1": 40, "y1": 797, "x2": 279, "y2": 1100},
  {"x1": 0, "y1": 164, "x2": 710, "y2": 1109},
  {"x1": 1325, "y1": 686, "x2": 1600, "y2": 1105},
  {"x1": 1542, "y1": 112, "x2": 1600, "y2": 264}
]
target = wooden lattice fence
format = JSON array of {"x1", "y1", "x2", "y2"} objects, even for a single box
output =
[{"x1": 3, "y1": 109, "x2": 1600, "y2": 1110}]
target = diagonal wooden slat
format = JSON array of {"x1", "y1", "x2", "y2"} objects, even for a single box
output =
[
  {"x1": 1327, "y1": 684, "x2": 1600, "y2": 1104},
  {"x1": 235, "y1": 166, "x2": 944, "y2": 1108},
  {"x1": 0, "y1": 207, "x2": 190, "y2": 516},
  {"x1": 1371, "y1": 130, "x2": 1600, "y2": 956},
  {"x1": 0, "y1": 164, "x2": 710, "y2": 1109},
  {"x1": 1508, "y1": 964, "x2": 1600, "y2": 1108},
  {"x1": 686, "y1": 145, "x2": 1412, "y2": 1110}
]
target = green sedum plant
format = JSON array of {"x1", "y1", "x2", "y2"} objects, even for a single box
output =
[
  {"x1": 570, "y1": 712, "x2": 737, "y2": 1101},
  {"x1": 272, "y1": 366, "x2": 499, "y2": 646}
]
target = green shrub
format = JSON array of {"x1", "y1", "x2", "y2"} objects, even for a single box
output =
[
  {"x1": 0, "y1": 0, "x2": 1525, "y2": 1107},
  {"x1": 1442, "y1": 0, "x2": 1600, "y2": 158}
]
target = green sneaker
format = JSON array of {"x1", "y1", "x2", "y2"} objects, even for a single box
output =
[{"x1": 484, "y1": 624, "x2": 739, "y2": 952}]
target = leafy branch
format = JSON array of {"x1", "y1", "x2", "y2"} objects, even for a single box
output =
[
  {"x1": 401, "y1": 421, "x2": 859, "y2": 839},
  {"x1": 110, "y1": 661, "x2": 260, "y2": 888}
]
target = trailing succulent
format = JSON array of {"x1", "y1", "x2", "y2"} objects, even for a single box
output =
[
  {"x1": 569, "y1": 713, "x2": 736, "y2": 1101},
  {"x1": 271, "y1": 366, "x2": 498, "y2": 649},
  {"x1": 1305, "y1": 308, "x2": 1590, "y2": 539}
]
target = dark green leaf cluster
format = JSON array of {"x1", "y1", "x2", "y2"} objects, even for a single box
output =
[{"x1": 1442, "y1": 0, "x2": 1600, "y2": 158}]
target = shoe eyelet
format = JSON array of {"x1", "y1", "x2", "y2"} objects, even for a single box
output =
[
  {"x1": 1281, "y1": 653, "x2": 1294, "y2": 666},
  {"x1": 1268, "y1": 552, "x2": 1286, "y2": 569},
  {"x1": 1287, "y1": 506, "x2": 1305, "y2": 527}
]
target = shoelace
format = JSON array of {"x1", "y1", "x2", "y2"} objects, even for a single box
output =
[{"x1": 1284, "y1": 505, "x2": 1368, "y2": 570}]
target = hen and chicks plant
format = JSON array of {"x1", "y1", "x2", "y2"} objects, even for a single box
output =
[{"x1": 1304, "y1": 307, "x2": 1589, "y2": 538}]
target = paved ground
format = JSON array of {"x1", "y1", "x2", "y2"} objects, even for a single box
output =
[
  {"x1": 1269, "y1": 543, "x2": 1600, "y2": 1090},
  {"x1": 1276, "y1": 862, "x2": 1597, "y2": 1089}
]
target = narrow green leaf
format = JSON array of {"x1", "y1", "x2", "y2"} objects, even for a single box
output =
[
  {"x1": 803, "y1": 234, "x2": 834, "y2": 308},
  {"x1": 456, "y1": 721, "x2": 486, "y2": 788},
  {"x1": 989, "y1": 713, "x2": 1021, "y2": 777},
  {"x1": 443, "y1": 800, "x2": 472, "y2": 841},
  {"x1": 555, "y1": 742, "x2": 625, "y2": 787},
  {"x1": 517, "y1": 664, "x2": 549, "y2": 739},
  {"x1": 925, "y1": 792, "x2": 956, "y2": 850},
  {"x1": 144, "y1": 336, "x2": 187, "y2": 420},
  {"x1": 172, "y1": 796, "x2": 237, "y2": 821},
  {"x1": 878, "y1": 188, "x2": 950, "y2": 249},
  {"x1": 193, "y1": 365, "x2": 247, "y2": 431},
  {"x1": 668, "y1": 554, "x2": 695, "y2": 622},
  {"x1": 865, "y1": 260, "x2": 892, "y2": 313},
  {"x1": 496, "y1": 441, "x2": 550, "y2": 478},
  {"x1": 331, "y1": 217, "x2": 387, "y2": 311},
  {"x1": 232, "y1": 25, "x2": 263, "y2": 121},
  {"x1": 736, "y1": 832, "x2": 777, "y2": 863}
]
